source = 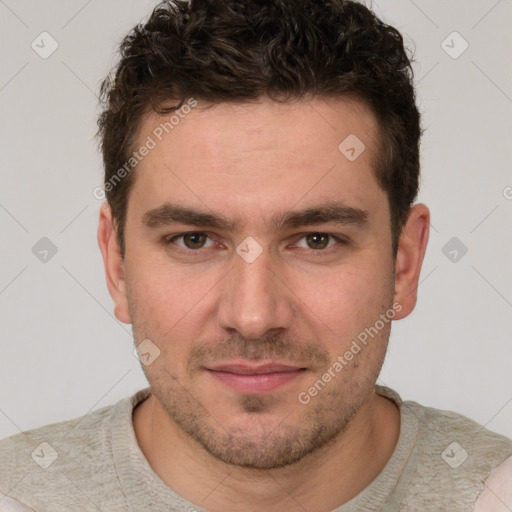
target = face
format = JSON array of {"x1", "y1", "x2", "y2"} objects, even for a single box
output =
[{"x1": 111, "y1": 96, "x2": 403, "y2": 469}]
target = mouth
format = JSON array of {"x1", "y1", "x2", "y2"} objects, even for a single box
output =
[{"x1": 204, "y1": 361, "x2": 307, "y2": 394}]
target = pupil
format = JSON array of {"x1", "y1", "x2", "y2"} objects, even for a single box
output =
[{"x1": 307, "y1": 233, "x2": 328, "y2": 250}]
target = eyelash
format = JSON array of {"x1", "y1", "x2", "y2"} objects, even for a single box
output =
[{"x1": 162, "y1": 231, "x2": 349, "y2": 256}]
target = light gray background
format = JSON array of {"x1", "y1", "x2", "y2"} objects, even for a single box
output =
[{"x1": 0, "y1": 0, "x2": 511, "y2": 440}]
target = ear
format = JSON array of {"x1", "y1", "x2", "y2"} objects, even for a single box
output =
[
  {"x1": 97, "y1": 204, "x2": 132, "y2": 324},
  {"x1": 393, "y1": 203, "x2": 430, "y2": 320}
]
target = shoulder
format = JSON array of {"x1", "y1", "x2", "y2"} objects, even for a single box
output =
[
  {"x1": 405, "y1": 398, "x2": 512, "y2": 457},
  {"x1": 398, "y1": 397, "x2": 512, "y2": 509},
  {"x1": 0, "y1": 391, "x2": 144, "y2": 510},
  {"x1": 0, "y1": 399, "x2": 116, "y2": 473},
  {"x1": 0, "y1": 401, "x2": 114, "y2": 487}
]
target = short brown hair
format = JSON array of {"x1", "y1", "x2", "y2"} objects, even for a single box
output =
[{"x1": 97, "y1": 0, "x2": 421, "y2": 256}]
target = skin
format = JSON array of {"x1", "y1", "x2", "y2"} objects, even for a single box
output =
[{"x1": 98, "y1": 95, "x2": 429, "y2": 511}]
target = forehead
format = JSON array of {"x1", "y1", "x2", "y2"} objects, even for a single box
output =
[
  {"x1": 128, "y1": 96, "x2": 385, "y2": 227},
  {"x1": 139, "y1": 95, "x2": 379, "y2": 163}
]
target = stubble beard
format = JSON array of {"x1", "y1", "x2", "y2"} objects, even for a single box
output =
[
  {"x1": 129, "y1": 289, "x2": 393, "y2": 470},
  {"x1": 144, "y1": 362, "x2": 372, "y2": 470}
]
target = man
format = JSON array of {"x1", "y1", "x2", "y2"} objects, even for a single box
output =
[{"x1": 1, "y1": 0, "x2": 510, "y2": 510}]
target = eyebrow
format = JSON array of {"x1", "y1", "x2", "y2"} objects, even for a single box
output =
[{"x1": 141, "y1": 200, "x2": 368, "y2": 232}]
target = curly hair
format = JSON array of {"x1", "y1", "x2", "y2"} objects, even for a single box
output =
[{"x1": 97, "y1": 0, "x2": 421, "y2": 256}]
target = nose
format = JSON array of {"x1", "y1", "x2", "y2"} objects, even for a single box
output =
[{"x1": 216, "y1": 247, "x2": 295, "y2": 340}]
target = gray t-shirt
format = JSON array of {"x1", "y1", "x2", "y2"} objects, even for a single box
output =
[{"x1": 0, "y1": 385, "x2": 511, "y2": 511}]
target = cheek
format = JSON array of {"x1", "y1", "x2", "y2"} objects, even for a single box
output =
[
  {"x1": 127, "y1": 252, "x2": 200, "y2": 320},
  {"x1": 296, "y1": 259, "x2": 392, "y2": 338},
  {"x1": 125, "y1": 256, "x2": 192, "y2": 343},
  {"x1": 125, "y1": 254, "x2": 224, "y2": 366}
]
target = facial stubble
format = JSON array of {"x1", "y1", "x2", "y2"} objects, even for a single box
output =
[{"x1": 135, "y1": 330, "x2": 388, "y2": 470}]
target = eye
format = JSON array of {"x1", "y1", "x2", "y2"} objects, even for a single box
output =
[
  {"x1": 166, "y1": 232, "x2": 216, "y2": 250},
  {"x1": 295, "y1": 233, "x2": 343, "y2": 250}
]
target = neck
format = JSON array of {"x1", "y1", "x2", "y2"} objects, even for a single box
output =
[{"x1": 133, "y1": 388, "x2": 400, "y2": 512}]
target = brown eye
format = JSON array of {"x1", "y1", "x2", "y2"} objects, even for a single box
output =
[
  {"x1": 167, "y1": 232, "x2": 215, "y2": 251},
  {"x1": 305, "y1": 233, "x2": 331, "y2": 250},
  {"x1": 182, "y1": 233, "x2": 208, "y2": 249}
]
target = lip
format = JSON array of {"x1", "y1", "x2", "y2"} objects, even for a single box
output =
[{"x1": 205, "y1": 361, "x2": 307, "y2": 394}]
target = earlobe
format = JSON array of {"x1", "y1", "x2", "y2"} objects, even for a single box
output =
[
  {"x1": 97, "y1": 204, "x2": 132, "y2": 324},
  {"x1": 392, "y1": 203, "x2": 430, "y2": 320}
]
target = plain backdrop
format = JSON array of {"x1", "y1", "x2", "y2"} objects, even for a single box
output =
[{"x1": 0, "y1": 0, "x2": 511, "y2": 441}]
